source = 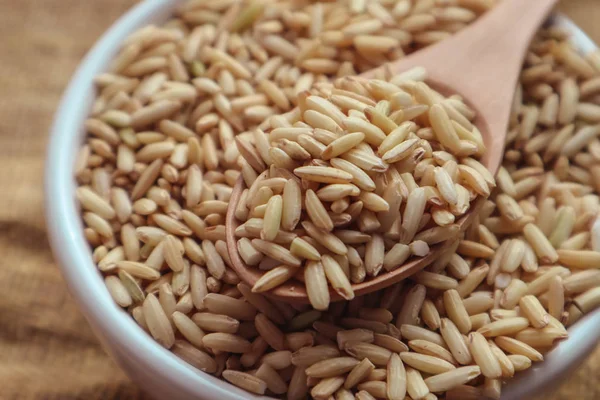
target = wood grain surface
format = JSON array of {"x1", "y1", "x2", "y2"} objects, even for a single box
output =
[{"x1": 0, "y1": 0, "x2": 598, "y2": 399}]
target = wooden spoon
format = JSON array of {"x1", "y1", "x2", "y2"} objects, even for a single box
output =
[{"x1": 225, "y1": 0, "x2": 558, "y2": 303}]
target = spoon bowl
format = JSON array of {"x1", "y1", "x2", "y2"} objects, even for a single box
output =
[
  {"x1": 226, "y1": 181, "x2": 486, "y2": 302},
  {"x1": 226, "y1": 0, "x2": 558, "y2": 303}
]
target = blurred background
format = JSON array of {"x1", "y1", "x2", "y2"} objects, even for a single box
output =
[{"x1": 0, "y1": 0, "x2": 598, "y2": 399}]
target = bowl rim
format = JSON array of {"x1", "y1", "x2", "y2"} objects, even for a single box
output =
[{"x1": 44, "y1": 2, "x2": 600, "y2": 399}]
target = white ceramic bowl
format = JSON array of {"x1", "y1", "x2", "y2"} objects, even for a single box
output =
[{"x1": 45, "y1": 1, "x2": 600, "y2": 399}]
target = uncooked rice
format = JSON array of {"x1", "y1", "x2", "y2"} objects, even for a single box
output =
[{"x1": 74, "y1": 0, "x2": 600, "y2": 399}]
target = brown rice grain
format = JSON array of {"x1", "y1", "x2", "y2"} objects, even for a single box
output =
[
  {"x1": 105, "y1": 276, "x2": 133, "y2": 307},
  {"x1": 408, "y1": 339, "x2": 456, "y2": 366},
  {"x1": 574, "y1": 286, "x2": 600, "y2": 313},
  {"x1": 563, "y1": 270, "x2": 600, "y2": 295},
  {"x1": 305, "y1": 261, "x2": 331, "y2": 311},
  {"x1": 477, "y1": 317, "x2": 530, "y2": 338},
  {"x1": 508, "y1": 354, "x2": 532, "y2": 372},
  {"x1": 523, "y1": 223, "x2": 559, "y2": 264},
  {"x1": 192, "y1": 312, "x2": 239, "y2": 333},
  {"x1": 337, "y1": 328, "x2": 375, "y2": 350},
  {"x1": 423, "y1": 366, "x2": 481, "y2": 393},
  {"x1": 386, "y1": 353, "x2": 406, "y2": 400},
  {"x1": 306, "y1": 357, "x2": 360, "y2": 379},
  {"x1": 355, "y1": 390, "x2": 377, "y2": 400},
  {"x1": 519, "y1": 295, "x2": 550, "y2": 329},
  {"x1": 400, "y1": 352, "x2": 456, "y2": 375},
  {"x1": 344, "y1": 358, "x2": 376, "y2": 389},
  {"x1": 456, "y1": 264, "x2": 490, "y2": 298},
  {"x1": 222, "y1": 370, "x2": 267, "y2": 395},
  {"x1": 203, "y1": 332, "x2": 252, "y2": 353},
  {"x1": 440, "y1": 318, "x2": 472, "y2": 365},
  {"x1": 251, "y1": 239, "x2": 302, "y2": 267},
  {"x1": 468, "y1": 332, "x2": 502, "y2": 378},
  {"x1": 515, "y1": 327, "x2": 568, "y2": 348},
  {"x1": 143, "y1": 293, "x2": 175, "y2": 348},
  {"x1": 526, "y1": 266, "x2": 570, "y2": 296}
]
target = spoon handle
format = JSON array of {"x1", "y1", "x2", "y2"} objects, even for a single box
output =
[
  {"x1": 449, "y1": 0, "x2": 559, "y2": 90},
  {"x1": 446, "y1": 0, "x2": 559, "y2": 147},
  {"x1": 383, "y1": 0, "x2": 558, "y2": 174},
  {"x1": 458, "y1": 0, "x2": 559, "y2": 65}
]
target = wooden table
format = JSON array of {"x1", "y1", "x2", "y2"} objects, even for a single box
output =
[{"x1": 0, "y1": 0, "x2": 598, "y2": 398}]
